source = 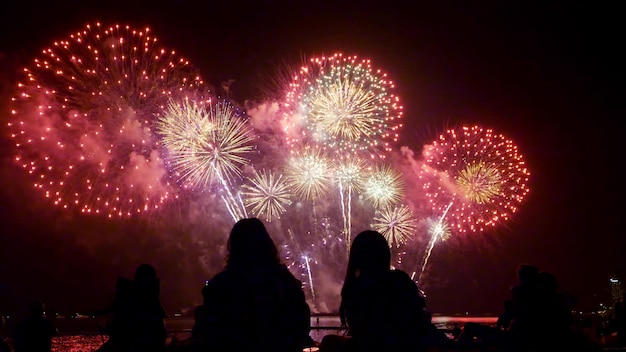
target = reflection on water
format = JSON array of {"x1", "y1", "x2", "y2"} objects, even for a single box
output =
[
  {"x1": 52, "y1": 335, "x2": 106, "y2": 352},
  {"x1": 40, "y1": 316, "x2": 496, "y2": 351}
]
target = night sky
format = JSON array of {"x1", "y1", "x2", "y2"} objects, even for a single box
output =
[{"x1": 0, "y1": 0, "x2": 624, "y2": 316}]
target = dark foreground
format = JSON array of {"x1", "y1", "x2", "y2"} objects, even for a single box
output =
[
  {"x1": 4, "y1": 315, "x2": 496, "y2": 351},
  {"x1": 8, "y1": 315, "x2": 623, "y2": 351}
]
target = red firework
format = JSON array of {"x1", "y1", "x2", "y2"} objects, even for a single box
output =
[
  {"x1": 8, "y1": 22, "x2": 207, "y2": 217},
  {"x1": 418, "y1": 125, "x2": 530, "y2": 234}
]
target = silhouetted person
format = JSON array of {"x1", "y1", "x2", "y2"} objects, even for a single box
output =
[
  {"x1": 320, "y1": 230, "x2": 426, "y2": 352},
  {"x1": 497, "y1": 299, "x2": 514, "y2": 331},
  {"x1": 13, "y1": 300, "x2": 57, "y2": 352},
  {"x1": 190, "y1": 283, "x2": 211, "y2": 344},
  {"x1": 508, "y1": 263, "x2": 540, "y2": 348},
  {"x1": 0, "y1": 315, "x2": 10, "y2": 352},
  {"x1": 131, "y1": 264, "x2": 167, "y2": 351},
  {"x1": 538, "y1": 271, "x2": 595, "y2": 351},
  {"x1": 95, "y1": 264, "x2": 166, "y2": 352},
  {"x1": 420, "y1": 311, "x2": 451, "y2": 349},
  {"x1": 195, "y1": 218, "x2": 311, "y2": 352},
  {"x1": 509, "y1": 266, "x2": 592, "y2": 351}
]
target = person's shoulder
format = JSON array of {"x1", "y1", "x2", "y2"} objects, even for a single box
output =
[
  {"x1": 206, "y1": 269, "x2": 243, "y2": 291},
  {"x1": 208, "y1": 270, "x2": 230, "y2": 283},
  {"x1": 194, "y1": 304, "x2": 209, "y2": 319},
  {"x1": 271, "y1": 264, "x2": 300, "y2": 286},
  {"x1": 277, "y1": 263, "x2": 295, "y2": 276},
  {"x1": 46, "y1": 318, "x2": 58, "y2": 334},
  {"x1": 389, "y1": 269, "x2": 414, "y2": 282},
  {"x1": 388, "y1": 270, "x2": 420, "y2": 296}
]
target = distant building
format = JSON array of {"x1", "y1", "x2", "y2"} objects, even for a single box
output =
[{"x1": 609, "y1": 276, "x2": 624, "y2": 306}]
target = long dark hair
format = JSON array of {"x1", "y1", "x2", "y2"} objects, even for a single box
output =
[
  {"x1": 339, "y1": 230, "x2": 391, "y2": 326},
  {"x1": 226, "y1": 217, "x2": 280, "y2": 270}
]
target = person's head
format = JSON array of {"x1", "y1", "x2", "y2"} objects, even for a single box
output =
[
  {"x1": 134, "y1": 264, "x2": 158, "y2": 283},
  {"x1": 226, "y1": 218, "x2": 279, "y2": 270},
  {"x1": 28, "y1": 300, "x2": 45, "y2": 317},
  {"x1": 339, "y1": 230, "x2": 391, "y2": 326},
  {"x1": 504, "y1": 299, "x2": 514, "y2": 312},
  {"x1": 134, "y1": 264, "x2": 160, "y2": 299},
  {"x1": 537, "y1": 271, "x2": 558, "y2": 292},
  {"x1": 347, "y1": 230, "x2": 391, "y2": 278},
  {"x1": 517, "y1": 263, "x2": 539, "y2": 285}
]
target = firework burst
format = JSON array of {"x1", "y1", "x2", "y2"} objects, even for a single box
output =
[
  {"x1": 156, "y1": 99, "x2": 255, "y2": 221},
  {"x1": 284, "y1": 149, "x2": 331, "y2": 201},
  {"x1": 284, "y1": 53, "x2": 403, "y2": 160},
  {"x1": 333, "y1": 157, "x2": 367, "y2": 191},
  {"x1": 156, "y1": 99, "x2": 255, "y2": 188},
  {"x1": 8, "y1": 22, "x2": 205, "y2": 217},
  {"x1": 363, "y1": 164, "x2": 403, "y2": 209},
  {"x1": 419, "y1": 125, "x2": 530, "y2": 233},
  {"x1": 241, "y1": 169, "x2": 292, "y2": 222},
  {"x1": 372, "y1": 204, "x2": 417, "y2": 248},
  {"x1": 425, "y1": 216, "x2": 452, "y2": 242}
]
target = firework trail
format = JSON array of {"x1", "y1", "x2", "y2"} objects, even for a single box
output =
[
  {"x1": 333, "y1": 157, "x2": 367, "y2": 247},
  {"x1": 8, "y1": 22, "x2": 206, "y2": 217},
  {"x1": 286, "y1": 228, "x2": 317, "y2": 299},
  {"x1": 157, "y1": 99, "x2": 255, "y2": 221},
  {"x1": 302, "y1": 254, "x2": 316, "y2": 299},
  {"x1": 241, "y1": 169, "x2": 292, "y2": 222},
  {"x1": 283, "y1": 53, "x2": 403, "y2": 160},
  {"x1": 418, "y1": 125, "x2": 530, "y2": 234},
  {"x1": 372, "y1": 204, "x2": 417, "y2": 248},
  {"x1": 415, "y1": 201, "x2": 453, "y2": 282}
]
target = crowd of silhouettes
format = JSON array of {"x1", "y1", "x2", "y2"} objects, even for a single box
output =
[
  {"x1": 92, "y1": 263, "x2": 166, "y2": 352},
  {"x1": 2, "y1": 218, "x2": 620, "y2": 351},
  {"x1": 453, "y1": 263, "x2": 599, "y2": 351}
]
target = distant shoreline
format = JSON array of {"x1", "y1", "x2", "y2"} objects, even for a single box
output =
[{"x1": 2, "y1": 315, "x2": 498, "y2": 336}]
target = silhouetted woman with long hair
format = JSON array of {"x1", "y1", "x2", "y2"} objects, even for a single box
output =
[
  {"x1": 195, "y1": 218, "x2": 311, "y2": 352},
  {"x1": 321, "y1": 230, "x2": 426, "y2": 352}
]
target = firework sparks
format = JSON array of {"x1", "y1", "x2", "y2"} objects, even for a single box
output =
[
  {"x1": 333, "y1": 157, "x2": 367, "y2": 192},
  {"x1": 426, "y1": 216, "x2": 452, "y2": 242},
  {"x1": 372, "y1": 204, "x2": 417, "y2": 248},
  {"x1": 419, "y1": 125, "x2": 530, "y2": 233},
  {"x1": 8, "y1": 22, "x2": 205, "y2": 217},
  {"x1": 456, "y1": 161, "x2": 503, "y2": 204},
  {"x1": 284, "y1": 149, "x2": 331, "y2": 201},
  {"x1": 157, "y1": 99, "x2": 255, "y2": 188},
  {"x1": 156, "y1": 99, "x2": 254, "y2": 221},
  {"x1": 241, "y1": 169, "x2": 292, "y2": 222},
  {"x1": 284, "y1": 53, "x2": 403, "y2": 160},
  {"x1": 363, "y1": 164, "x2": 403, "y2": 209}
]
